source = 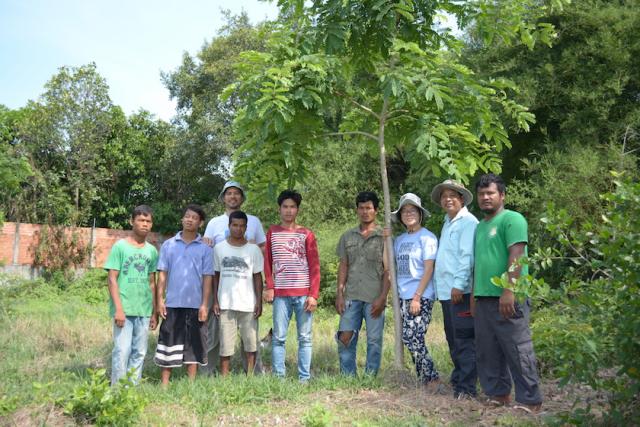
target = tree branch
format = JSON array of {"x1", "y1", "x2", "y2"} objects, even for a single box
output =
[
  {"x1": 335, "y1": 91, "x2": 380, "y2": 120},
  {"x1": 322, "y1": 131, "x2": 378, "y2": 142}
]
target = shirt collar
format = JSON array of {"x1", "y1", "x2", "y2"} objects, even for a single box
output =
[
  {"x1": 348, "y1": 225, "x2": 382, "y2": 238},
  {"x1": 175, "y1": 231, "x2": 202, "y2": 243},
  {"x1": 444, "y1": 206, "x2": 470, "y2": 224}
]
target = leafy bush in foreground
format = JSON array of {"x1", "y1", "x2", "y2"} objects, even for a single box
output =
[
  {"x1": 531, "y1": 175, "x2": 639, "y2": 424},
  {"x1": 63, "y1": 369, "x2": 146, "y2": 426}
]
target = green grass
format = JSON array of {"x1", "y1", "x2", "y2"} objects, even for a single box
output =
[{"x1": 0, "y1": 272, "x2": 556, "y2": 426}]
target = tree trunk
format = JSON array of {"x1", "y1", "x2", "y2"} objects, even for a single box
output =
[{"x1": 378, "y1": 97, "x2": 404, "y2": 369}]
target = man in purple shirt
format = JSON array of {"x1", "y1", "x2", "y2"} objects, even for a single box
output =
[{"x1": 154, "y1": 204, "x2": 214, "y2": 386}]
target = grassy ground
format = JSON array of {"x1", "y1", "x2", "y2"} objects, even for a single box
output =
[{"x1": 0, "y1": 272, "x2": 594, "y2": 426}]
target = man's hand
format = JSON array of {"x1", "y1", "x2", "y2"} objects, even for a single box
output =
[
  {"x1": 263, "y1": 289, "x2": 274, "y2": 303},
  {"x1": 157, "y1": 300, "x2": 167, "y2": 319},
  {"x1": 114, "y1": 309, "x2": 126, "y2": 328},
  {"x1": 470, "y1": 297, "x2": 476, "y2": 317},
  {"x1": 202, "y1": 237, "x2": 213, "y2": 247},
  {"x1": 335, "y1": 293, "x2": 346, "y2": 315},
  {"x1": 451, "y1": 288, "x2": 464, "y2": 305},
  {"x1": 409, "y1": 298, "x2": 421, "y2": 316},
  {"x1": 254, "y1": 301, "x2": 263, "y2": 319},
  {"x1": 198, "y1": 304, "x2": 208, "y2": 322},
  {"x1": 370, "y1": 296, "x2": 386, "y2": 318},
  {"x1": 212, "y1": 302, "x2": 221, "y2": 317},
  {"x1": 499, "y1": 289, "x2": 516, "y2": 319},
  {"x1": 149, "y1": 313, "x2": 158, "y2": 330},
  {"x1": 304, "y1": 296, "x2": 318, "y2": 313}
]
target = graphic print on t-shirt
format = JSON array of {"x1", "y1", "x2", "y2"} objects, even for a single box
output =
[
  {"x1": 121, "y1": 253, "x2": 153, "y2": 284},
  {"x1": 396, "y1": 241, "x2": 414, "y2": 277},
  {"x1": 222, "y1": 256, "x2": 249, "y2": 272}
]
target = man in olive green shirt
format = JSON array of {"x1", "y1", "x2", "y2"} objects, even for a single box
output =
[
  {"x1": 473, "y1": 174, "x2": 542, "y2": 412},
  {"x1": 335, "y1": 192, "x2": 390, "y2": 376}
]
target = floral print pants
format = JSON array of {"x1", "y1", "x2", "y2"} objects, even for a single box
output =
[{"x1": 400, "y1": 297, "x2": 439, "y2": 383}]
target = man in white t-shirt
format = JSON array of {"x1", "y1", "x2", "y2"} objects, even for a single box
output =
[
  {"x1": 204, "y1": 181, "x2": 266, "y2": 247},
  {"x1": 203, "y1": 180, "x2": 266, "y2": 374},
  {"x1": 212, "y1": 210, "x2": 264, "y2": 375}
]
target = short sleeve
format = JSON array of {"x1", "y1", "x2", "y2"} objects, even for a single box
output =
[
  {"x1": 157, "y1": 241, "x2": 170, "y2": 271},
  {"x1": 213, "y1": 245, "x2": 221, "y2": 272},
  {"x1": 336, "y1": 232, "x2": 347, "y2": 258},
  {"x1": 421, "y1": 233, "x2": 438, "y2": 261},
  {"x1": 203, "y1": 245, "x2": 215, "y2": 275},
  {"x1": 505, "y1": 212, "x2": 528, "y2": 247},
  {"x1": 252, "y1": 217, "x2": 267, "y2": 245},
  {"x1": 203, "y1": 218, "x2": 215, "y2": 240},
  {"x1": 103, "y1": 241, "x2": 122, "y2": 271},
  {"x1": 149, "y1": 246, "x2": 159, "y2": 272},
  {"x1": 252, "y1": 245, "x2": 264, "y2": 273}
]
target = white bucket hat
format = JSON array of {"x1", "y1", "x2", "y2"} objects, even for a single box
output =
[
  {"x1": 218, "y1": 180, "x2": 246, "y2": 202},
  {"x1": 392, "y1": 193, "x2": 429, "y2": 224},
  {"x1": 430, "y1": 179, "x2": 473, "y2": 207}
]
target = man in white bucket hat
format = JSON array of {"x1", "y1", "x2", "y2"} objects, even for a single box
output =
[{"x1": 431, "y1": 179, "x2": 479, "y2": 399}]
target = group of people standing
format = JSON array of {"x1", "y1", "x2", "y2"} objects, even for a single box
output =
[{"x1": 105, "y1": 173, "x2": 542, "y2": 413}]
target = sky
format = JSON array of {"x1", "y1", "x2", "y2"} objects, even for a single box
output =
[{"x1": 0, "y1": 0, "x2": 278, "y2": 121}]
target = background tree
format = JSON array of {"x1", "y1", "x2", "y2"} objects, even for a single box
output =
[
  {"x1": 0, "y1": 106, "x2": 32, "y2": 225},
  {"x1": 465, "y1": 0, "x2": 640, "y2": 180}
]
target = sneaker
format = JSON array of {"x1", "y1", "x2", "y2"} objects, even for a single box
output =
[
  {"x1": 484, "y1": 394, "x2": 511, "y2": 407},
  {"x1": 512, "y1": 403, "x2": 542, "y2": 414},
  {"x1": 454, "y1": 391, "x2": 477, "y2": 400}
]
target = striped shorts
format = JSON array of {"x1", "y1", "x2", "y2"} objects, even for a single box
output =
[{"x1": 154, "y1": 308, "x2": 208, "y2": 368}]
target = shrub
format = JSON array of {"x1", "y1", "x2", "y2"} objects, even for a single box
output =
[
  {"x1": 533, "y1": 176, "x2": 640, "y2": 424},
  {"x1": 66, "y1": 268, "x2": 108, "y2": 304},
  {"x1": 63, "y1": 369, "x2": 146, "y2": 426},
  {"x1": 32, "y1": 223, "x2": 90, "y2": 281}
]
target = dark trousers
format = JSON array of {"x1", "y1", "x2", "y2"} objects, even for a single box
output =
[
  {"x1": 441, "y1": 293, "x2": 477, "y2": 396},
  {"x1": 474, "y1": 297, "x2": 543, "y2": 405}
]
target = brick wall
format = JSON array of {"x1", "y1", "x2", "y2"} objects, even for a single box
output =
[{"x1": 0, "y1": 222, "x2": 168, "y2": 268}]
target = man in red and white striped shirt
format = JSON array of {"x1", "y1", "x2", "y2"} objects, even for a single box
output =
[{"x1": 264, "y1": 189, "x2": 320, "y2": 381}]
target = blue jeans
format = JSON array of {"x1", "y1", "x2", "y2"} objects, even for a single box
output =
[
  {"x1": 272, "y1": 296, "x2": 313, "y2": 381},
  {"x1": 336, "y1": 299, "x2": 385, "y2": 376},
  {"x1": 111, "y1": 316, "x2": 150, "y2": 386}
]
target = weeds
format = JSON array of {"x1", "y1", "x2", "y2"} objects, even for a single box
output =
[{"x1": 302, "y1": 403, "x2": 334, "y2": 427}]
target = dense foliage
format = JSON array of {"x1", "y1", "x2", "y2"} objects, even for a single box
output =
[{"x1": 531, "y1": 177, "x2": 639, "y2": 424}]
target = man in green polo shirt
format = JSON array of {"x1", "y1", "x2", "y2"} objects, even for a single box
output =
[
  {"x1": 473, "y1": 173, "x2": 542, "y2": 413},
  {"x1": 335, "y1": 191, "x2": 390, "y2": 376}
]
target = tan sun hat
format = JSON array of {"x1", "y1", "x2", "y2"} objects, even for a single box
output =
[
  {"x1": 430, "y1": 179, "x2": 473, "y2": 207},
  {"x1": 391, "y1": 193, "x2": 430, "y2": 224}
]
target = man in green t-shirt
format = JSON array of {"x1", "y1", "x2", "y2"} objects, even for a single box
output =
[
  {"x1": 104, "y1": 205, "x2": 159, "y2": 386},
  {"x1": 473, "y1": 174, "x2": 542, "y2": 412}
]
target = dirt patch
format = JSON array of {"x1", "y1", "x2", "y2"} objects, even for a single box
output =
[
  {"x1": 206, "y1": 374, "x2": 607, "y2": 426},
  {"x1": 1, "y1": 405, "x2": 72, "y2": 427}
]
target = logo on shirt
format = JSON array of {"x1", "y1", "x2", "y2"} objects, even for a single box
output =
[
  {"x1": 222, "y1": 256, "x2": 249, "y2": 273},
  {"x1": 122, "y1": 253, "x2": 152, "y2": 277},
  {"x1": 489, "y1": 227, "x2": 497, "y2": 238}
]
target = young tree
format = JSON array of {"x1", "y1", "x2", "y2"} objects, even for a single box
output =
[{"x1": 226, "y1": 0, "x2": 565, "y2": 366}]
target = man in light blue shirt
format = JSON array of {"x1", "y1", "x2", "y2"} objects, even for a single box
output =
[{"x1": 431, "y1": 180, "x2": 479, "y2": 399}]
